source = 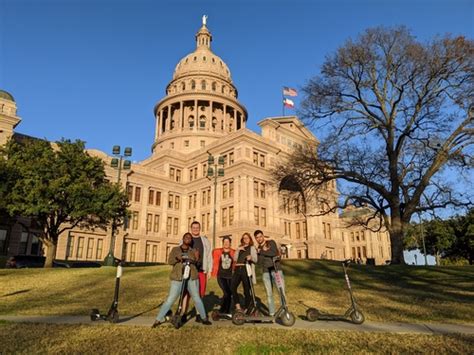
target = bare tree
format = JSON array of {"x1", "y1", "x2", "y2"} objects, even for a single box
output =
[{"x1": 276, "y1": 27, "x2": 474, "y2": 264}]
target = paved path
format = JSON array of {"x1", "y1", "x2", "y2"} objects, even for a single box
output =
[{"x1": 1, "y1": 315, "x2": 473, "y2": 335}]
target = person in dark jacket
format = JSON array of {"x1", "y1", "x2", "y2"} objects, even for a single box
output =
[
  {"x1": 254, "y1": 230, "x2": 286, "y2": 316},
  {"x1": 152, "y1": 233, "x2": 211, "y2": 327},
  {"x1": 211, "y1": 236, "x2": 235, "y2": 316}
]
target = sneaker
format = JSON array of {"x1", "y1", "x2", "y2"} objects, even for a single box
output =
[
  {"x1": 195, "y1": 315, "x2": 202, "y2": 323},
  {"x1": 151, "y1": 320, "x2": 163, "y2": 328},
  {"x1": 201, "y1": 318, "x2": 212, "y2": 325}
]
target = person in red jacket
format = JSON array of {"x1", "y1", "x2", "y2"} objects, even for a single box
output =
[{"x1": 211, "y1": 236, "x2": 235, "y2": 316}]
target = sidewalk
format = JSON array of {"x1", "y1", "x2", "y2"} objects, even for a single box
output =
[{"x1": 1, "y1": 315, "x2": 473, "y2": 335}]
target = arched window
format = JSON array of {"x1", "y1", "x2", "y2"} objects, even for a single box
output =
[
  {"x1": 188, "y1": 115, "x2": 195, "y2": 128},
  {"x1": 201, "y1": 80, "x2": 206, "y2": 90},
  {"x1": 212, "y1": 117, "x2": 217, "y2": 131},
  {"x1": 191, "y1": 80, "x2": 196, "y2": 90},
  {"x1": 212, "y1": 82, "x2": 217, "y2": 91},
  {"x1": 221, "y1": 85, "x2": 226, "y2": 94},
  {"x1": 181, "y1": 82, "x2": 186, "y2": 91},
  {"x1": 199, "y1": 115, "x2": 206, "y2": 129}
]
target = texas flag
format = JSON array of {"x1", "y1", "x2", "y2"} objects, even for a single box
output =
[
  {"x1": 283, "y1": 98, "x2": 295, "y2": 108},
  {"x1": 283, "y1": 86, "x2": 298, "y2": 97}
]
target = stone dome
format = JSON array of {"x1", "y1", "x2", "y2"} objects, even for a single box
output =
[
  {"x1": 0, "y1": 90, "x2": 15, "y2": 102},
  {"x1": 172, "y1": 25, "x2": 233, "y2": 83}
]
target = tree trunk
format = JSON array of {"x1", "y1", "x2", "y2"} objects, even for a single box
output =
[
  {"x1": 389, "y1": 216, "x2": 406, "y2": 265},
  {"x1": 43, "y1": 240, "x2": 57, "y2": 268}
]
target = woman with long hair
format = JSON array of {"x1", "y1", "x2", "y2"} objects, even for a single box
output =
[
  {"x1": 211, "y1": 236, "x2": 235, "y2": 316},
  {"x1": 230, "y1": 232, "x2": 258, "y2": 312}
]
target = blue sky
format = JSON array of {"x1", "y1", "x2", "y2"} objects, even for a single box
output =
[{"x1": 1, "y1": 0, "x2": 473, "y2": 162}]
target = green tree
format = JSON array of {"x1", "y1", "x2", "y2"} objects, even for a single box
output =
[
  {"x1": 423, "y1": 219, "x2": 456, "y2": 265},
  {"x1": 0, "y1": 138, "x2": 129, "y2": 267},
  {"x1": 447, "y1": 209, "x2": 474, "y2": 264},
  {"x1": 276, "y1": 27, "x2": 473, "y2": 264}
]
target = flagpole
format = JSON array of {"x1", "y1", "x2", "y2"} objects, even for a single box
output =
[{"x1": 282, "y1": 86, "x2": 285, "y2": 117}]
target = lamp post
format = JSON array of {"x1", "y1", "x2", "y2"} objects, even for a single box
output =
[
  {"x1": 207, "y1": 154, "x2": 225, "y2": 249},
  {"x1": 104, "y1": 145, "x2": 132, "y2": 266}
]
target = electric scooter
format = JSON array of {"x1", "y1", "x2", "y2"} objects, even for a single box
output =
[
  {"x1": 169, "y1": 257, "x2": 192, "y2": 329},
  {"x1": 305, "y1": 259, "x2": 365, "y2": 324},
  {"x1": 90, "y1": 259, "x2": 123, "y2": 323},
  {"x1": 232, "y1": 257, "x2": 296, "y2": 327}
]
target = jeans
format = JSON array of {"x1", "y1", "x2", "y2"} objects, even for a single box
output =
[
  {"x1": 155, "y1": 279, "x2": 207, "y2": 322},
  {"x1": 262, "y1": 269, "x2": 286, "y2": 315}
]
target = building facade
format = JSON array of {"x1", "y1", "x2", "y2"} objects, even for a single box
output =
[{"x1": 0, "y1": 21, "x2": 391, "y2": 265}]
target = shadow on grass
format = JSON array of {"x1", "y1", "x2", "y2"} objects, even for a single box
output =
[
  {"x1": 2, "y1": 289, "x2": 31, "y2": 297},
  {"x1": 119, "y1": 304, "x2": 162, "y2": 323}
]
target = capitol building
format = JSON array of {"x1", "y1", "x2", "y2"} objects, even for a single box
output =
[{"x1": 0, "y1": 20, "x2": 391, "y2": 265}]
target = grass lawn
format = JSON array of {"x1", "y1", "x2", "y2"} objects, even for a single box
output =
[
  {"x1": 1, "y1": 322, "x2": 473, "y2": 354},
  {"x1": 1, "y1": 260, "x2": 473, "y2": 324}
]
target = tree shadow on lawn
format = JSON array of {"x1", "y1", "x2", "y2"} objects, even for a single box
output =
[{"x1": 2, "y1": 289, "x2": 31, "y2": 297}]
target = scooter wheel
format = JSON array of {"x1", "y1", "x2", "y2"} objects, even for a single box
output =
[
  {"x1": 171, "y1": 314, "x2": 182, "y2": 329},
  {"x1": 280, "y1": 311, "x2": 296, "y2": 327},
  {"x1": 90, "y1": 309, "x2": 100, "y2": 322},
  {"x1": 109, "y1": 310, "x2": 119, "y2": 324},
  {"x1": 211, "y1": 310, "x2": 220, "y2": 321},
  {"x1": 306, "y1": 308, "x2": 320, "y2": 322},
  {"x1": 350, "y1": 310, "x2": 365, "y2": 325},
  {"x1": 232, "y1": 311, "x2": 245, "y2": 326}
]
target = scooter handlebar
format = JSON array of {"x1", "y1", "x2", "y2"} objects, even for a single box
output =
[{"x1": 343, "y1": 259, "x2": 352, "y2": 267}]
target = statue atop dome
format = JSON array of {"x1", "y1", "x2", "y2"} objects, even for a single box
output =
[{"x1": 202, "y1": 15, "x2": 208, "y2": 26}]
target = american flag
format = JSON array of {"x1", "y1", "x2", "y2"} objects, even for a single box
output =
[{"x1": 283, "y1": 86, "x2": 298, "y2": 97}]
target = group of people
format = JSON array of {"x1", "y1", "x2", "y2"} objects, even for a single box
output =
[{"x1": 152, "y1": 221, "x2": 285, "y2": 327}]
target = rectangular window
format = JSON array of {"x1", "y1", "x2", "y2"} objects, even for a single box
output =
[
  {"x1": 155, "y1": 191, "x2": 161, "y2": 206},
  {"x1": 68, "y1": 235, "x2": 75, "y2": 259},
  {"x1": 185, "y1": 140, "x2": 189, "y2": 147},
  {"x1": 152, "y1": 245, "x2": 158, "y2": 262},
  {"x1": 148, "y1": 190, "x2": 154, "y2": 205},
  {"x1": 193, "y1": 194, "x2": 197, "y2": 208},
  {"x1": 77, "y1": 237, "x2": 85, "y2": 258},
  {"x1": 20, "y1": 232, "x2": 29, "y2": 254},
  {"x1": 229, "y1": 181, "x2": 234, "y2": 197},
  {"x1": 168, "y1": 193, "x2": 174, "y2": 209},
  {"x1": 202, "y1": 163, "x2": 207, "y2": 177},
  {"x1": 254, "y1": 206, "x2": 259, "y2": 225},
  {"x1": 260, "y1": 183, "x2": 266, "y2": 198},
  {"x1": 254, "y1": 181, "x2": 259, "y2": 198},
  {"x1": 189, "y1": 194, "x2": 193, "y2": 209},
  {"x1": 146, "y1": 213, "x2": 153, "y2": 232},
  {"x1": 132, "y1": 211, "x2": 139, "y2": 230},
  {"x1": 96, "y1": 239, "x2": 103, "y2": 259},
  {"x1": 202, "y1": 190, "x2": 206, "y2": 205},
  {"x1": 229, "y1": 152, "x2": 234, "y2": 165},
  {"x1": 86, "y1": 238, "x2": 94, "y2": 259},
  {"x1": 222, "y1": 207, "x2": 227, "y2": 227},
  {"x1": 351, "y1": 232, "x2": 355, "y2": 242},
  {"x1": 173, "y1": 218, "x2": 179, "y2": 235},
  {"x1": 352, "y1": 247, "x2": 356, "y2": 259},
  {"x1": 189, "y1": 168, "x2": 194, "y2": 181},
  {"x1": 167, "y1": 217, "x2": 172, "y2": 234},
  {"x1": 207, "y1": 188, "x2": 211, "y2": 204},
  {"x1": 170, "y1": 167, "x2": 175, "y2": 180},
  {"x1": 260, "y1": 154, "x2": 265, "y2": 168},
  {"x1": 201, "y1": 214, "x2": 206, "y2": 232},
  {"x1": 328, "y1": 223, "x2": 332, "y2": 240},
  {"x1": 229, "y1": 206, "x2": 234, "y2": 226},
  {"x1": 175, "y1": 195, "x2": 180, "y2": 210},
  {"x1": 154, "y1": 214, "x2": 160, "y2": 233},
  {"x1": 127, "y1": 185, "x2": 133, "y2": 200},
  {"x1": 322, "y1": 222, "x2": 327, "y2": 239},
  {"x1": 135, "y1": 187, "x2": 141, "y2": 202},
  {"x1": 296, "y1": 222, "x2": 301, "y2": 239},
  {"x1": 222, "y1": 183, "x2": 228, "y2": 199},
  {"x1": 356, "y1": 231, "x2": 360, "y2": 241},
  {"x1": 145, "y1": 244, "x2": 150, "y2": 262},
  {"x1": 303, "y1": 221, "x2": 307, "y2": 239},
  {"x1": 362, "y1": 246, "x2": 367, "y2": 258},
  {"x1": 261, "y1": 207, "x2": 266, "y2": 227},
  {"x1": 253, "y1": 152, "x2": 259, "y2": 165},
  {"x1": 284, "y1": 221, "x2": 288, "y2": 235},
  {"x1": 223, "y1": 154, "x2": 228, "y2": 167},
  {"x1": 194, "y1": 168, "x2": 197, "y2": 180},
  {"x1": 130, "y1": 242, "x2": 137, "y2": 262},
  {"x1": 176, "y1": 169, "x2": 181, "y2": 182},
  {"x1": 361, "y1": 231, "x2": 365, "y2": 241},
  {"x1": 200, "y1": 140, "x2": 205, "y2": 147},
  {"x1": 0, "y1": 229, "x2": 8, "y2": 254}
]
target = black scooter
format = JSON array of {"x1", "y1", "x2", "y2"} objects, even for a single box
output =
[
  {"x1": 90, "y1": 260, "x2": 123, "y2": 323},
  {"x1": 169, "y1": 257, "x2": 192, "y2": 329},
  {"x1": 232, "y1": 257, "x2": 296, "y2": 327},
  {"x1": 305, "y1": 259, "x2": 365, "y2": 324}
]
